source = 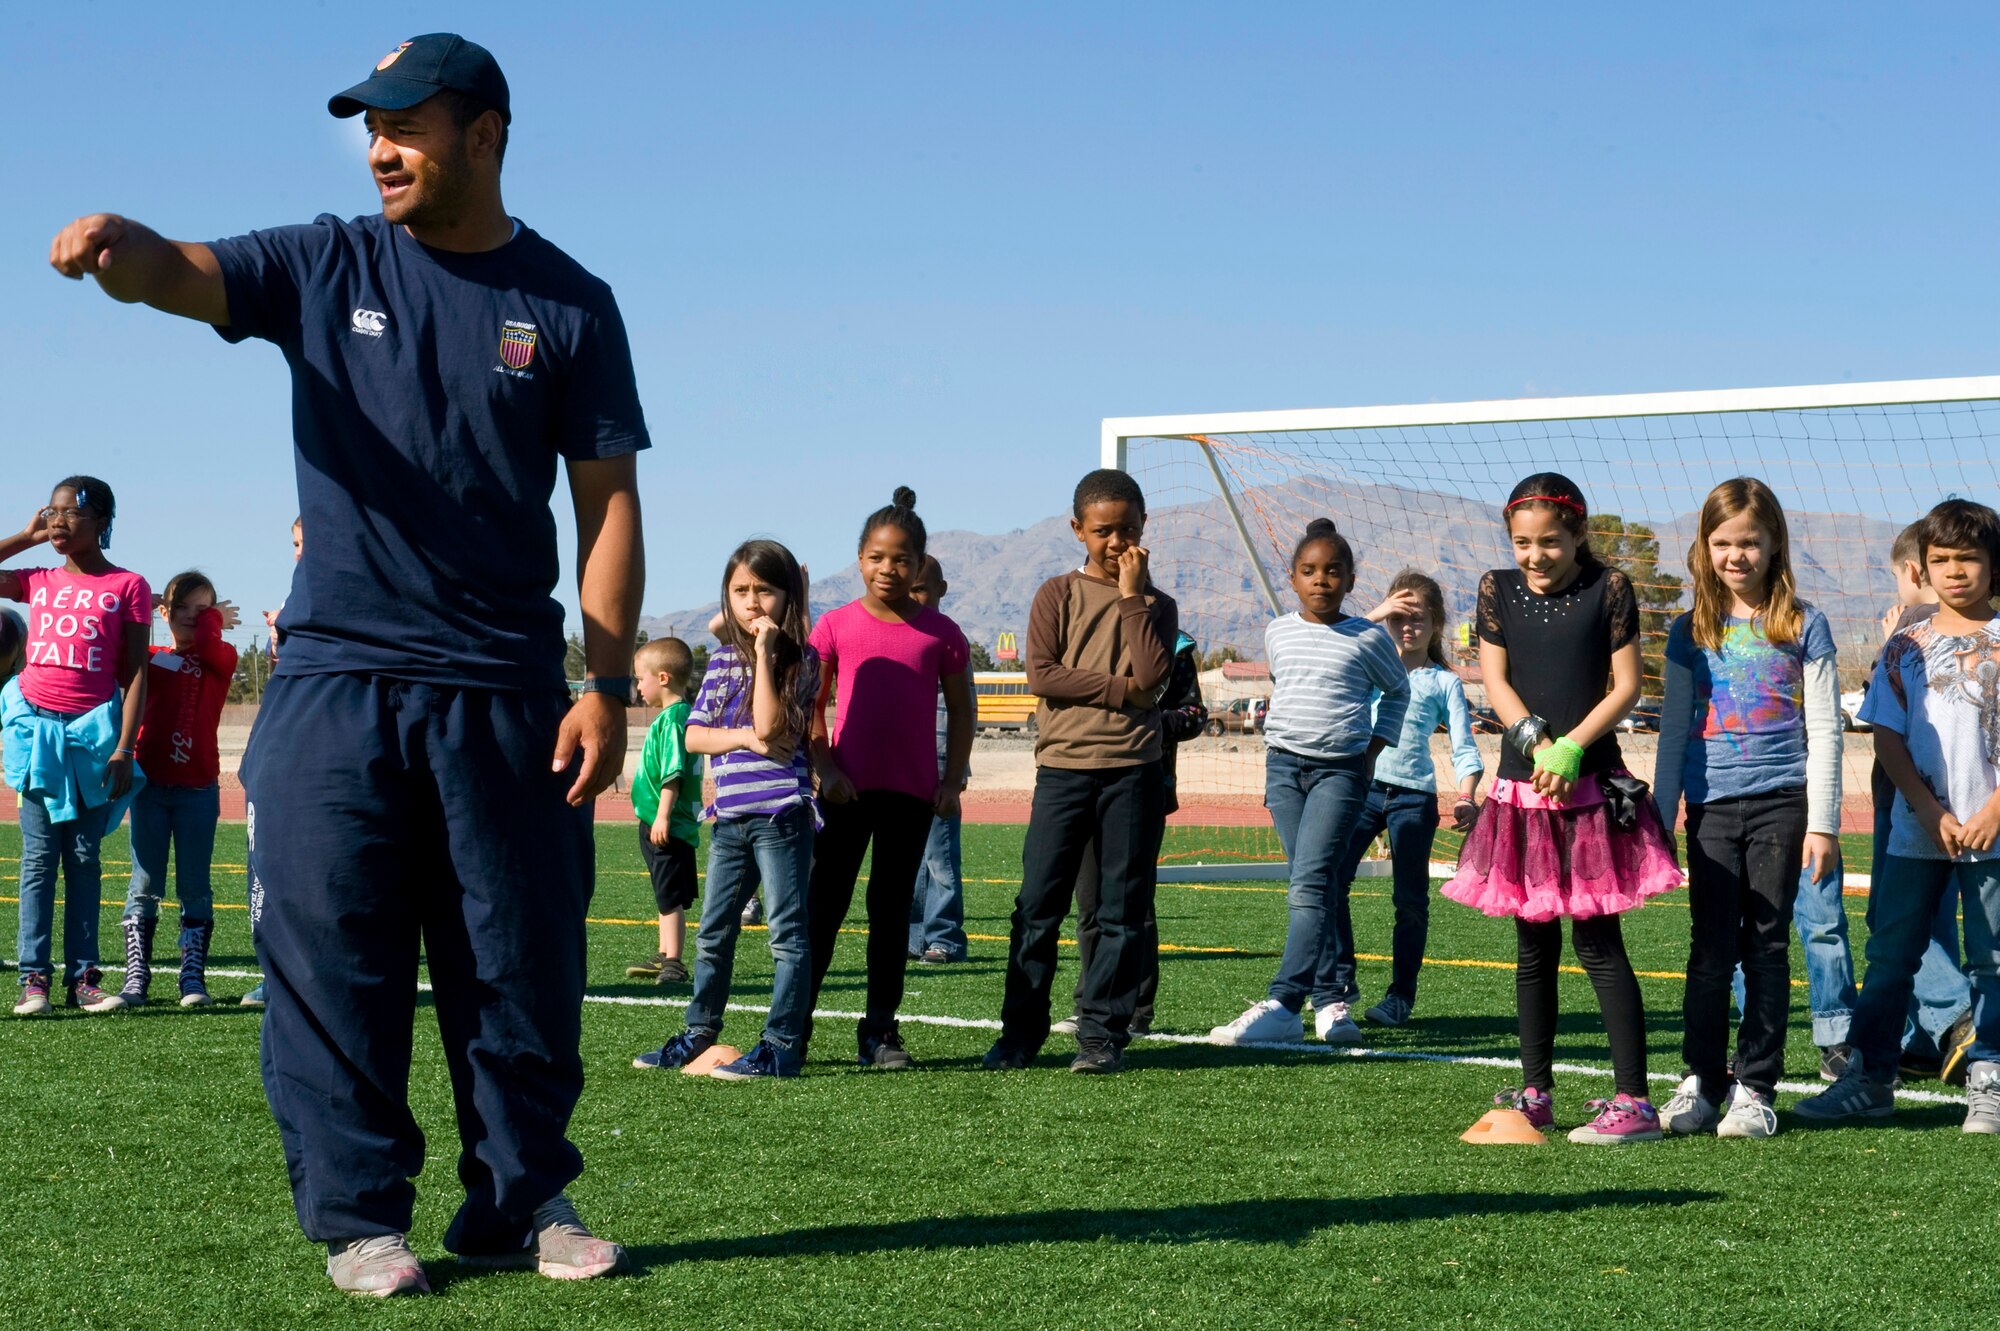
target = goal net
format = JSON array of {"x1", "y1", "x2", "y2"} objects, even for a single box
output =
[{"x1": 1110, "y1": 376, "x2": 2000, "y2": 880}]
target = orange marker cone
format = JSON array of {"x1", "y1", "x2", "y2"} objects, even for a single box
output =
[
  {"x1": 1459, "y1": 1107, "x2": 1547, "y2": 1145},
  {"x1": 682, "y1": 1044, "x2": 743, "y2": 1077}
]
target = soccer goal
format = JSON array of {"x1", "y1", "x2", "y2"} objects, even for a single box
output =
[{"x1": 1109, "y1": 374, "x2": 2000, "y2": 882}]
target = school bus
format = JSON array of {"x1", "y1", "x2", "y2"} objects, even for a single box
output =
[{"x1": 974, "y1": 671, "x2": 1037, "y2": 732}]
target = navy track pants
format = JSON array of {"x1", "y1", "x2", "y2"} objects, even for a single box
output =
[{"x1": 243, "y1": 673, "x2": 594, "y2": 1251}]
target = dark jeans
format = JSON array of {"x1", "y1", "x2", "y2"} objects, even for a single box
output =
[
  {"x1": 1852, "y1": 854, "x2": 2000, "y2": 1075},
  {"x1": 243, "y1": 673, "x2": 593, "y2": 1251},
  {"x1": 1071, "y1": 837, "x2": 1160, "y2": 1028},
  {"x1": 1683, "y1": 788, "x2": 1807, "y2": 1099},
  {"x1": 1330, "y1": 781, "x2": 1442, "y2": 1006},
  {"x1": 1265, "y1": 747, "x2": 1371, "y2": 1010},
  {"x1": 1517, "y1": 913, "x2": 1649, "y2": 1098},
  {"x1": 1000, "y1": 762, "x2": 1164, "y2": 1050},
  {"x1": 807, "y1": 790, "x2": 936, "y2": 1045}
]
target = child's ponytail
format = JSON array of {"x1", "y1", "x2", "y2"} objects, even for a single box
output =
[
  {"x1": 858, "y1": 486, "x2": 927, "y2": 557},
  {"x1": 1291, "y1": 517, "x2": 1355, "y2": 573}
]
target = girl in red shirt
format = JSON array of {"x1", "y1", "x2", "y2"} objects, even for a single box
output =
[{"x1": 117, "y1": 570, "x2": 239, "y2": 1006}]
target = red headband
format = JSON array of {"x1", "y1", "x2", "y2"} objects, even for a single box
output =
[{"x1": 1505, "y1": 494, "x2": 1587, "y2": 517}]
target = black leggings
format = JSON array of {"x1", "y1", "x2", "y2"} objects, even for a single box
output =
[
  {"x1": 805, "y1": 790, "x2": 935, "y2": 1045},
  {"x1": 1516, "y1": 914, "x2": 1649, "y2": 1098}
]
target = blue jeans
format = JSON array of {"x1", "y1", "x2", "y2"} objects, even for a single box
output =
[
  {"x1": 1786, "y1": 851, "x2": 1859, "y2": 1047},
  {"x1": 1851, "y1": 854, "x2": 2000, "y2": 1073},
  {"x1": 123, "y1": 782, "x2": 221, "y2": 925},
  {"x1": 906, "y1": 812, "x2": 967, "y2": 958},
  {"x1": 1265, "y1": 747, "x2": 1371, "y2": 1010},
  {"x1": 15, "y1": 792, "x2": 110, "y2": 984},
  {"x1": 1330, "y1": 781, "x2": 1442, "y2": 1005},
  {"x1": 685, "y1": 805, "x2": 814, "y2": 1052}
]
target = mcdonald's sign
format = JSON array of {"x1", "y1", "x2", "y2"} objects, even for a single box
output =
[{"x1": 995, "y1": 632, "x2": 1019, "y2": 662}]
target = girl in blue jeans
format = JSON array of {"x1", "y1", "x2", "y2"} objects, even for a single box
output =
[
  {"x1": 3, "y1": 476, "x2": 151, "y2": 1015},
  {"x1": 1325, "y1": 571, "x2": 1484, "y2": 1031},
  {"x1": 1212, "y1": 519, "x2": 1410, "y2": 1048},
  {"x1": 631, "y1": 539, "x2": 819, "y2": 1080}
]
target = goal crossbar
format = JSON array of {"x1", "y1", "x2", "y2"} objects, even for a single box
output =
[{"x1": 1100, "y1": 373, "x2": 2000, "y2": 465}]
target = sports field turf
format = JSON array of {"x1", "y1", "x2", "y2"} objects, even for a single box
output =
[{"x1": 2, "y1": 821, "x2": 1991, "y2": 1329}]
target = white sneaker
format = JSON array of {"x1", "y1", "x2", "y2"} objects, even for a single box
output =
[
  {"x1": 1716, "y1": 1084, "x2": 1779, "y2": 1139},
  {"x1": 1661, "y1": 1074, "x2": 1719, "y2": 1136},
  {"x1": 1050, "y1": 1015, "x2": 1080, "y2": 1037},
  {"x1": 1314, "y1": 1002, "x2": 1363, "y2": 1046},
  {"x1": 1209, "y1": 999, "x2": 1303, "y2": 1045}
]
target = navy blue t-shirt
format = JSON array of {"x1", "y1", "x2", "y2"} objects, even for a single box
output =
[{"x1": 209, "y1": 213, "x2": 650, "y2": 690}]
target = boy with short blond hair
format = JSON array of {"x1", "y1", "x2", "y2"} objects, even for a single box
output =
[{"x1": 626, "y1": 637, "x2": 701, "y2": 984}]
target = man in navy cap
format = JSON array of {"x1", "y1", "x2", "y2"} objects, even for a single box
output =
[{"x1": 50, "y1": 34, "x2": 646, "y2": 1296}]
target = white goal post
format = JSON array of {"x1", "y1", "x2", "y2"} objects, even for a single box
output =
[{"x1": 1108, "y1": 374, "x2": 2000, "y2": 883}]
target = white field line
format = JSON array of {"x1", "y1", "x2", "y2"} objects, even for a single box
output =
[{"x1": 45, "y1": 963, "x2": 1965, "y2": 1107}]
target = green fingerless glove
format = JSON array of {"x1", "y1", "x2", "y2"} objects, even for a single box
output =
[{"x1": 1532, "y1": 736, "x2": 1585, "y2": 784}]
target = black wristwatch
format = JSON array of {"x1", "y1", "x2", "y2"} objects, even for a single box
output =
[{"x1": 579, "y1": 676, "x2": 634, "y2": 701}]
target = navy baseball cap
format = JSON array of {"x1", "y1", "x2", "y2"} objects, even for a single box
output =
[{"x1": 327, "y1": 33, "x2": 511, "y2": 123}]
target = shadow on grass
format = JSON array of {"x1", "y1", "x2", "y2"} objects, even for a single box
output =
[{"x1": 613, "y1": 1189, "x2": 1723, "y2": 1269}]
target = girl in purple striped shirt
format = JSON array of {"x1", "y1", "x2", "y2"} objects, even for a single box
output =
[{"x1": 631, "y1": 539, "x2": 820, "y2": 1080}]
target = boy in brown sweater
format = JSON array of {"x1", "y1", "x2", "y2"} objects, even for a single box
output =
[{"x1": 985, "y1": 469, "x2": 1179, "y2": 1074}]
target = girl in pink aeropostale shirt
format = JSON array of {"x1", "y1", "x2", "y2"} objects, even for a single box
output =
[
  {"x1": 1, "y1": 476, "x2": 151, "y2": 1016},
  {"x1": 803, "y1": 487, "x2": 975, "y2": 1069}
]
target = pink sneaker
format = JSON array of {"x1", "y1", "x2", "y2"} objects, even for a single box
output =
[
  {"x1": 1495, "y1": 1086, "x2": 1554, "y2": 1129},
  {"x1": 1568, "y1": 1093, "x2": 1663, "y2": 1144}
]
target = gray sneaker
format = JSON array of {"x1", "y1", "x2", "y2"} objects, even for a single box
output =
[
  {"x1": 327, "y1": 1234, "x2": 429, "y2": 1297},
  {"x1": 1661, "y1": 1074, "x2": 1719, "y2": 1136},
  {"x1": 1364, "y1": 994, "x2": 1412, "y2": 1027},
  {"x1": 1964, "y1": 1062, "x2": 2000, "y2": 1135},
  {"x1": 465, "y1": 1195, "x2": 628, "y2": 1280},
  {"x1": 1050, "y1": 1015, "x2": 1080, "y2": 1037},
  {"x1": 1793, "y1": 1052, "x2": 1896, "y2": 1123}
]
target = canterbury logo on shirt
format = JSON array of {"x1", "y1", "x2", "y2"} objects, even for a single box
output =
[{"x1": 350, "y1": 308, "x2": 388, "y2": 337}]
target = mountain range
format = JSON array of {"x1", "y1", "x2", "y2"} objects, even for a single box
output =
[{"x1": 639, "y1": 477, "x2": 1909, "y2": 662}]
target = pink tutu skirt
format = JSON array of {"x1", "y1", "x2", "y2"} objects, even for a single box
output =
[{"x1": 1442, "y1": 772, "x2": 1681, "y2": 924}]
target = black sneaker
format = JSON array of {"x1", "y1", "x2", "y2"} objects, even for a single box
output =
[
  {"x1": 1070, "y1": 1041, "x2": 1124, "y2": 1075},
  {"x1": 918, "y1": 946, "x2": 961, "y2": 965},
  {"x1": 1898, "y1": 1047, "x2": 1943, "y2": 1083},
  {"x1": 1819, "y1": 1043, "x2": 1853, "y2": 1082},
  {"x1": 859, "y1": 1029, "x2": 916, "y2": 1070},
  {"x1": 655, "y1": 958, "x2": 689, "y2": 986},
  {"x1": 1940, "y1": 1009, "x2": 1978, "y2": 1087},
  {"x1": 983, "y1": 1040, "x2": 1035, "y2": 1071},
  {"x1": 624, "y1": 951, "x2": 669, "y2": 980}
]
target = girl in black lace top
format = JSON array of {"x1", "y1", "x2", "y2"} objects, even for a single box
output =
[{"x1": 1443, "y1": 473, "x2": 1681, "y2": 1145}]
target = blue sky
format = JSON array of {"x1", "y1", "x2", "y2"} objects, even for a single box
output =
[{"x1": 9, "y1": 2, "x2": 2000, "y2": 641}]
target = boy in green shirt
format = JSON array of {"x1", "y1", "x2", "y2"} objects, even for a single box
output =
[{"x1": 626, "y1": 638, "x2": 702, "y2": 984}]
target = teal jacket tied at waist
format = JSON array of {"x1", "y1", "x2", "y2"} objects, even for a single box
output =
[{"x1": 1, "y1": 676, "x2": 143, "y2": 828}]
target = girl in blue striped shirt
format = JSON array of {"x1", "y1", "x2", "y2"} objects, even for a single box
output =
[
  {"x1": 1326, "y1": 570, "x2": 1484, "y2": 1030},
  {"x1": 1212, "y1": 519, "x2": 1410, "y2": 1047}
]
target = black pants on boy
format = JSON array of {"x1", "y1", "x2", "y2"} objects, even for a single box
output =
[
  {"x1": 805, "y1": 790, "x2": 935, "y2": 1048},
  {"x1": 1516, "y1": 913, "x2": 1648, "y2": 1098},
  {"x1": 1072, "y1": 837, "x2": 1161, "y2": 1030},
  {"x1": 1683, "y1": 788, "x2": 1807, "y2": 1100},
  {"x1": 1001, "y1": 762, "x2": 1165, "y2": 1051}
]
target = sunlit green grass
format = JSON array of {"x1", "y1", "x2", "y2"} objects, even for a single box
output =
[{"x1": 1, "y1": 820, "x2": 1988, "y2": 1330}]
